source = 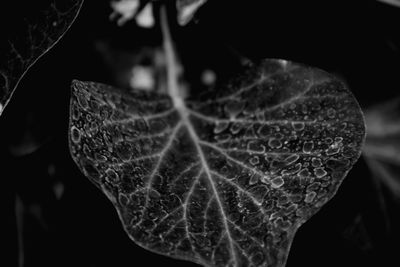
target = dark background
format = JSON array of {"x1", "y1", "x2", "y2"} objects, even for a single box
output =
[{"x1": 2, "y1": 0, "x2": 400, "y2": 266}]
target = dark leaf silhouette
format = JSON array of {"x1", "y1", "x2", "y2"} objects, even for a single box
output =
[
  {"x1": 69, "y1": 59, "x2": 365, "y2": 266},
  {"x1": 0, "y1": 0, "x2": 83, "y2": 116}
]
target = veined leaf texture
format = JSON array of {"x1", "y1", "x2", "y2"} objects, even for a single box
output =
[{"x1": 69, "y1": 59, "x2": 365, "y2": 267}]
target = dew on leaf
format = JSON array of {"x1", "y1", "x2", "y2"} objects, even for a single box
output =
[
  {"x1": 326, "y1": 143, "x2": 341, "y2": 155},
  {"x1": 268, "y1": 138, "x2": 282, "y2": 148},
  {"x1": 69, "y1": 59, "x2": 365, "y2": 267},
  {"x1": 298, "y1": 169, "x2": 311, "y2": 178},
  {"x1": 214, "y1": 133, "x2": 231, "y2": 142},
  {"x1": 302, "y1": 141, "x2": 314, "y2": 153},
  {"x1": 214, "y1": 121, "x2": 229, "y2": 134},
  {"x1": 304, "y1": 191, "x2": 317, "y2": 203},
  {"x1": 271, "y1": 177, "x2": 285, "y2": 188},
  {"x1": 257, "y1": 124, "x2": 271, "y2": 137},
  {"x1": 225, "y1": 100, "x2": 245, "y2": 119},
  {"x1": 284, "y1": 154, "x2": 300, "y2": 165},
  {"x1": 334, "y1": 136, "x2": 343, "y2": 143},
  {"x1": 314, "y1": 167, "x2": 327, "y2": 178},
  {"x1": 311, "y1": 157, "x2": 322, "y2": 167},
  {"x1": 229, "y1": 122, "x2": 243, "y2": 134},
  {"x1": 327, "y1": 108, "x2": 336, "y2": 119},
  {"x1": 70, "y1": 126, "x2": 81, "y2": 144},
  {"x1": 291, "y1": 121, "x2": 305, "y2": 131},
  {"x1": 249, "y1": 156, "x2": 260, "y2": 166},
  {"x1": 105, "y1": 168, "x2": 120, "y2": 183}
]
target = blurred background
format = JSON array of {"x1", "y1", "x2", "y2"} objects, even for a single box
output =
[{"x1": 1, "y1": 0, "x2": 400, "y2": 266}]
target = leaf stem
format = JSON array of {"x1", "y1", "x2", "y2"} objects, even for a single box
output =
[{"x1": 160, "y1": 5, "x2": 185, "y2": 109}]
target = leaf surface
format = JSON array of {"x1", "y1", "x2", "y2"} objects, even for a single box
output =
[
  {"x1": 0, "y1": 0, "x2": 83, "y2": 116},
  {"x1": 69, "y1": 59, "x2": 365, "y2": 267}
]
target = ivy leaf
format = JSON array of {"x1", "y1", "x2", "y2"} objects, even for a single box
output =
[
  {"x1": 0, "y1": 0, "x2": 83, "y2": 116},
  {"x1": 69, "y1": 59, "x2": 365, "y2": 266}
]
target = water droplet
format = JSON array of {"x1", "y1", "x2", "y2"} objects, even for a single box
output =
[
  {"x1": 298, "y1": 169, "x2": 310, "y2": 178},
  {"x1": 214, "y1": 121, "x2": 229, "y2": 134},
  {"x1": 284, "y1": 154, "x2": 300, "y2": 165},
  {"x1": 311, "y1": 157, "x2": 322, "y2": 167},
  {"x1": 244, "y1": 125, "x2": 256, "y2": 138},
  {"x1": 281, "y1": 162, "x2": 302, "y2": 175},
  {"x1": 225, "y1": 100, "x2": 245, "y2": 118},
  {"x1": 230, "y1": 122, "x2": 243, "y2": 134},
  {"x1": 349, "y1": 142, "x2": 357, "y2": 148},
  {"x1": 327, "y1": 108, "x2": 336, "y2": 118},
  {"x1": 314, "y1": 167, "x2": 327, "y2": 178},
  {"x1": 249, "y1": 156, "x2": 260, "y2": 166},
  {"x1": 71, "y1": 126, "x2": 81, "y2": 144},
  {"x1": 302, "y1": 141, "x2": 314, "y2": 153},
  {"x1": 334, "y1": 137, "x2": 343, "y2": 143},
  {"x1": 214, "y1": 133, "x2": 231, "y2": 142},
  {"x1": 257, "y1": 124, "x2": 271, "y2": 137},
  {"x1": 271, "y1": 177, "x2": 284, "y2": 188},
  {"x1": 249, "y1": 173, "x2": 260, "y2": 185},
  {"x1": 292, "y1": 121, "x2": 305, "y2": 131},
  {"x1": 268, "y1": 138, "x2": 282, "y2": 148},
  {"x1": 304, "y1": 191, "x2": 317, "y2": 203},
  {"x1": 247, "y1": 141, "x2": 265, "y2": 153},
  {"x1": 326, "y1": 144, "x2": 340, "y2": 155},
  {"x1": 105, "y1": 168, "x2": 119, "y2": 183}
]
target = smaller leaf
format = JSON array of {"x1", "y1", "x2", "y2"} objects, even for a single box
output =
[
  {"x1": 176, "y1": 0, "x2": 207, "y2": 25},
  {"x1": 363, "y1": 97, "x2": 400, "y2": 198},
  {"x1": 376, "y1": 0, "x2": 400, "y2": 8},
  {"x1": 110, "y1": 0, "x2": 140, "y2": 26},
  {"x1": 0, "y1": 0, "x2": 83, "y2": 116}
]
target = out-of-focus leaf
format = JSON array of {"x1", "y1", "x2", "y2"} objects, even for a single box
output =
[
  {"x1": 0, "y1": 0, "x2": 83, "y2": 116},
  {"x1": 176, "y1": 0, "x2": 207, "y2": 25},
  {"x1": 110, "y1": 0, "x2": 155, "y2": 28},
  {"x1": 69, "y1": 59, "x2": 365, "y2": 267},
  {"x1": 95, "y1": 41, "x2": 166, "y2": 92},
  {"x1": 363, "y1": 97, "x2": 400, "y2": 197},
  {"x1": 377, "y1": 0, "x2": 400, "y2": 8}
]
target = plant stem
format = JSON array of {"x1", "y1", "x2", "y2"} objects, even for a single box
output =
[{"x1": 160, "y1": 5, "x2": 185, "y2": 109}]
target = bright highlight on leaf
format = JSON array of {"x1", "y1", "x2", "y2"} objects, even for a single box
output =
[{"x1": 69, "y1": 58, "x2": 365, "y2": 266}]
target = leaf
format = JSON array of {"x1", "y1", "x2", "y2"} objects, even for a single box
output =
[
  {"x1": 363, "y1": 97, "x2": 400, "y2": 198},
  {"x1": 376, "y1": 0, "x2": 400, "y2": 8},
  {"x1": 69, "y1": 59, "x2": 365, "y2": 267},
  {"x1": 176, "y1": 0, "x2": 207, "y2": 25},
  {"x1": 0, "y1": 0, "x2": 83, "y2": 116}
]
